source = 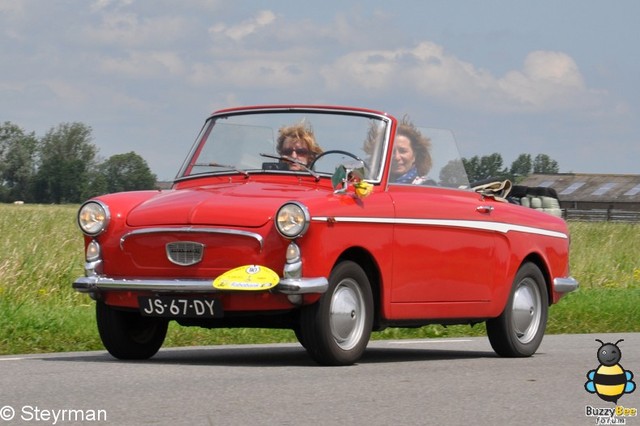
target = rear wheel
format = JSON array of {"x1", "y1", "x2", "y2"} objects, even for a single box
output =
[
  {"x1": 96, "y1": 301, "x2": 168, "y2": 360},
  {"x1": 487, "y1": 262, "x2": 548, "y2": 357},
  {"x1": 299, "y1": 261, "x2": 373, "y2": 366}
]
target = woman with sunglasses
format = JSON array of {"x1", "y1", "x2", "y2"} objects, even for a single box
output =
[{"x1": 276, "y1": 122, "x2": 323, "y2": 171}]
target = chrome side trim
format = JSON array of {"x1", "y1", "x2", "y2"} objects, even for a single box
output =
[
  {"x1": 73, "y1": 275, "x2": 328, "y2": 295},
  {"x1": 119, "y1": 227, "x2": 264, "y2": 251},
  {"x1": 312, "y1": 216, "x2": 569, "y2": 239},
  {"x1": 553, "y1": 276, "x2": 579, "y2": 293}
]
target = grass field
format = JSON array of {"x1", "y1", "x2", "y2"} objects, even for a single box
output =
[{"x1": 0, "y1": 204, "x2": 638, "y2": 355}]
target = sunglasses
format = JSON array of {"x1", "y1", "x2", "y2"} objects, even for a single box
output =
[{"x1": 281, "y1": 147, "x2": 311, "y2": 156}]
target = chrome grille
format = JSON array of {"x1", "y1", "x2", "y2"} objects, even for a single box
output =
[{"x1": 166, "y1": 242, "x2": 205, "y2": 266}]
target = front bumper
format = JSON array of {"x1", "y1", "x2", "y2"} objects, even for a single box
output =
[{"x1": 73, "y1": 275, "x2": 329, "y2": 296}]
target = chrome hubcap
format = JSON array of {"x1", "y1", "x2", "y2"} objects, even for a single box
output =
[
  {"x1": 329, "y1": 278, "x2": 365, "y2": 350},
  {"x1": 512, "y1": 278, "x2": 542, "y2": 344}
]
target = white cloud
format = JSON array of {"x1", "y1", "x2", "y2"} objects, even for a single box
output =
[
  {"x1": 84, "y1": 11, "x2": 190, "y2": 47},
  {"x1": 44, "y1": 80, "x2": 89, "y2": 105},
  {"x1": 209, "y1": 10, "x2": 276, "y2": 42},
  {"x1": 189, "y1": 58, "x2": 311, "y2": 88},
  {"x1": 321, "y1": 42, "x2": 603, "y2": 113},
  {"x1": 100, "y1": 51, "x2": 185, "y2": 78},
  {"x1": 0, "y1": 0, "x2": 25, "y2": 15},
  {"x1": 499, "y1": 50, "x2": 591, "y2": 108},
  {"x1": 90, "y1": 0, "x2": 128, "y2": 13},
  {"x1": 0, "y1": 0, "x2": 28, "y2": 40}
]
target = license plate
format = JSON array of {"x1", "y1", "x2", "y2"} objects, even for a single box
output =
[{"x1": 138, "y1": 296, "x2": 222, "y2": 318}]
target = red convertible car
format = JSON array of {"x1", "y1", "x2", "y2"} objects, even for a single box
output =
[{"x1": 73, "y1": 105, "x2": 577, "y2": 365}]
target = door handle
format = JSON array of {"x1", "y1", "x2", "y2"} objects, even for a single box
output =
[{"x1": 476, "y1": 205, "x2": 494, "y2": 214}]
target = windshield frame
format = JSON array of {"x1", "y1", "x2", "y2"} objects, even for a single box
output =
[{"x1": 175, "y1": 106, "x2": 393, "y2": 184}]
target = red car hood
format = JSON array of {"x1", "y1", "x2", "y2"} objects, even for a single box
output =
[{"x1": 126, "y1": 182, "x2": 318, "y2": 228}]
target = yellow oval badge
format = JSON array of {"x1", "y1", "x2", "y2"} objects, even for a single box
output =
[{"x1": 213, "y1": 265, "x2": 279, "y2": 291}]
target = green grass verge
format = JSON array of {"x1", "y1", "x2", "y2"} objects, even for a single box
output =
[{"x1": 1, "y1": 204, "x2": 639, "y2": 355}]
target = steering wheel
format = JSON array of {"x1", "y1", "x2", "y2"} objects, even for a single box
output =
[{"x1": 309, "y1": 150, "x2": 367, "y2": 170}]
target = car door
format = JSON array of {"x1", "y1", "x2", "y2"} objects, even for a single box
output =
[{"x1": 388, "y1": 184, "x2": 502, "y2": 306}]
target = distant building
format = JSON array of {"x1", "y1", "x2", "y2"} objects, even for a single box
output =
[{"x1": 519, "y1": 173, "x2": 640, "y2": 217}]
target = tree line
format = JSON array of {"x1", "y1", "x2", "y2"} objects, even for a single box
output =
[
  {"x1": 0, "y1": 121, "x2": 157, "y2": 204},
  {"x1": 463, "y1": 152, "x2": 559, "y2": 184}
]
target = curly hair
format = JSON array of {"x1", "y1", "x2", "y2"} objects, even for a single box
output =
[{"x1": 396, "y1": 117, "x2": 432, "y2": 176}]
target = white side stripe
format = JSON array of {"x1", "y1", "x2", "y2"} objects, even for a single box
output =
[{"x1": 311, "y1": 216, "x2": 568, "y2": 239}]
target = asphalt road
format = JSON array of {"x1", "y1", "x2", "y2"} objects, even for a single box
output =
[{"x1": 1, "y1": 333, "x2": 639, "y2": 426}]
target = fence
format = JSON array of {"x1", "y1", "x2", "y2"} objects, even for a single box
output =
[{"x1": 564, "y1": 208, "x2": 640, "y2": 223}]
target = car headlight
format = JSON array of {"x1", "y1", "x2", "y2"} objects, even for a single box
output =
[
  {"x1": 275, "y1": 202, "x2": 310, "y2": 239},
  {"x1": 78, "y1": 201, "x2": 110, "y2": 236}
]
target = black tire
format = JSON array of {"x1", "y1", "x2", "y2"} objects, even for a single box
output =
[
  {"x1": 293, "y1": 324, "x2": 307, "y2": 349},
  {"x1": 96, "y1": 301, "x2": 168, "y2": 360},
  {"x1": 487, "y1": 262, "x2": 548, "y2": 357},
  {"x1": 299, "y1": 261, "x2": 373, "y2": 366}
]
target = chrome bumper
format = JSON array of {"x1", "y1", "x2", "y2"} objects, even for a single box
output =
[
  {"x1": 553, "y1": 276, "x2": 579, "y2": 293},
  {"x1": 73, "y1": 275, "x2": 328, "y2": 295}
]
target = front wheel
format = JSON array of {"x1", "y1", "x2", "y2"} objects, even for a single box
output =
[
  {"x1": 299, "y1": 261, "x2": 373, "y2": 366},
  {"x1": 487, "y1": 262, "x2": 548, "y2": 357},
  {"x1": 96, "y1": 301, "x2": 168, "y2": 360}
]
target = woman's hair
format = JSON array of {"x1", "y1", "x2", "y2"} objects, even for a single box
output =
[
  {"x1": 276, "y1": 121, "x2": 323, "y2": 158},
  {"x1": 396, "y1": 117, "x2": 432, "y2": 176}
]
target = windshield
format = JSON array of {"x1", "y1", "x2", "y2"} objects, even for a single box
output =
[
  {"x1": 178, "y1": 109, "x2": 390, "y2": 181},
  {"x1": 394, "y1": 126, "x2": 470, "y2": 188}
]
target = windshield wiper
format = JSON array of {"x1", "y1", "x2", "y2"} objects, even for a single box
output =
[
  {"x1": 193, "y1": 162, "x2": 250, "y2": 178},
  {"x1": 259, "y1": 153, "x2": 320, "y2": 181}
]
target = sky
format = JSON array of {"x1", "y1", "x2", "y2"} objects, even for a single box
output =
[{"x1": 1, "y1": 0, "x2": 639, "y2": 180}]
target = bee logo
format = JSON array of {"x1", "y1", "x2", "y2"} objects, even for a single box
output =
[{"x1": 585, "y1": 339, "x2": 636, "y2": 403}]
